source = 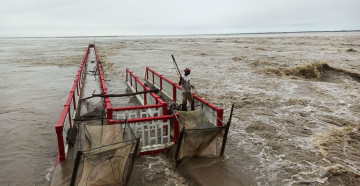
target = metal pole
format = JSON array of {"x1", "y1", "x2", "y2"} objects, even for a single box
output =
[
  {"x1": 174, "y1": 127, "x2": 186, "y2": 168},
  {"x1": 171, "y1": 54, "x2": 190, "y2": 92},
  {"x1": 125, "y1": 138, "x2": 140, "y2": 186},
  {"x1": 220, "y1": 103, "x2": 235, "y2": 156},
  {"x1": 171, "y1": 54, "x2": 182, "y2": 78},
  {"x1": 70, "y1": 151, "x2": 83, "y2": 186}
]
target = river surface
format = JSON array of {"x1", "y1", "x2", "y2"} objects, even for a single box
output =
[{"x1": 1, "y1": 32, "x2": 360, "y2": 185}]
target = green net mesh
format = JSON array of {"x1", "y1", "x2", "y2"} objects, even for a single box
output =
[
  {"x1": 73, "y1": 123, "x2": 138, "y2": 186},
  {"x1": 176, "y1": 109, "x2": 224, "y2": 160}
]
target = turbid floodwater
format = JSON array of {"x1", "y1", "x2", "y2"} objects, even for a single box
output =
[{"x1": 1, "y1": 32, "x2": 360, "y2": 185}]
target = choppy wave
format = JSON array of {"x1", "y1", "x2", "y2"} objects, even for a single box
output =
[{"x1": 265, "y1": 62, "x2": 360, "y2": 83}]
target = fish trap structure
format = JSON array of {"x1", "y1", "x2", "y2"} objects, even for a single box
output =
[
  {"x1": 52, "y1": 44, "x2": 233, "y2": 185},
  {"x1": 173, "y1": 108, "x2": 232, "y2": 164},
  {"x1": 143, "y1": 67, "x2": 233, "y2": 163},
  {"x1": 70, "y1": 122, "x2": 139, "y2": 186}
]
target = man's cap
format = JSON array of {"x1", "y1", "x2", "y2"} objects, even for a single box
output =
[{"x1": 184, "y1": 68, "x2": 191, "y2": 72}]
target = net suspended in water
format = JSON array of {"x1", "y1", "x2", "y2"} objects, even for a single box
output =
[
  {"x1": 174, "y1": 109, "x2": 227, "y2": 161},
  {"x1": 71, "y1": 123, "x2": 139, "y2": 186}
]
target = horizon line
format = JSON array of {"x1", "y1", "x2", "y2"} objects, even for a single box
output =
[{"x1": 1, "y1": 29, "x2": 360, "y2": 39}]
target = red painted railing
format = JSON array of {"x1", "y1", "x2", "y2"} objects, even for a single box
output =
[
  {"x1": 56, "y1": 45, "x2": 201, "y2": 161},
  {"x1": 103, "y1": 68, "x2": 179, "y2": 154},
  {"x1": 146, "y1": 67, "x2": 224, "y2": 126},
  {"x1": 55, "y1": 44, "x2": 90, "y2": 162},
  {"x1": 93, "y1": 44, "x2": 113, "y2": 122},
  {"x1": 108, "y1": 113, "x2": 180, "y2": 143},
  {"x1": 93, "y1": 47, "x2": 178, "y2": 152},
  {"x1": 125, "y1": 68, "x2": 167, "y2": 114}
]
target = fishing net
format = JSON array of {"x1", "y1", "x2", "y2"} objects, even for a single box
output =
[
  {"x1": 175, "y1": 109, "x2": 225, "y2": 160},
  {"x1": 79, "y1": 98, "x2": 105, "y2": 118},
  {"x1": 72, "y1": 123, "x2": 138, "y2": 186}
]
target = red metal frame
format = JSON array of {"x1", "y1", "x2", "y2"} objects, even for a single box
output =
[
  {"x1": 112, "y1": 104, "x2": 164, "y2": 111},
  {"x1": 108, "y1": 113, "x2": 179, "y2": 156},
  {"x1": 108, "y1": 113, "x2": 179, "y2": 145},
  {"x1": 92, "y1": 48, "x2": 173, "y2": 151},
  {"x1": 57, "y1": 45, "x2": 210, "y2": 163},
  {"x1": 109, "y1": 114, "x2": 174, "y2": 124},
  {"x1": 146, "y1": 67, "x2": 224, "y2": 126},
  {"x1": 123, "y1": 68, "x2": 168, "y2": 119},
  {"x1": 139, "y1": 149, "x2": 165, "y2": 156},
  {"x1": 55, "y1": 44, "x2": 90, "y2": 162},
  {"x1": 93, "y1": 44, "x2": 113, "y2": 123}
]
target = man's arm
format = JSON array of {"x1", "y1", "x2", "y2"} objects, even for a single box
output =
[{"x1": 179, "y1": 77, "x2": 182, "y2": 86}]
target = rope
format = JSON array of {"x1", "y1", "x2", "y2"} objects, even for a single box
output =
[
  {"x1": 167, "y1": 105, "x2": 183, "y2": 129},
  {"x1": 200, "y1": 102, "x2": 225, "y2": 125},
  {"x1": 172, "y1": 96, "x2": 224, "y2": 125}
]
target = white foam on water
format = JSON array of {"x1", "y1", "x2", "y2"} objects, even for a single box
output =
[
  {"x1": 137, "y1": 156, "x2": 187, "y2": 186},
  {"x1": 45, "y1": 165, "x2": 54, "y2": 182}
]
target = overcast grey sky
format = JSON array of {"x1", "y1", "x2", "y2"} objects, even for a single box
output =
[{"x1": 0, "y1": 0, "x2": 359, "y2": 37}]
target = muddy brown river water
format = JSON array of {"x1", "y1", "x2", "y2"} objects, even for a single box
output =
[{"x1": 1, "y1": 32, "x2": 360, "y2": 185}]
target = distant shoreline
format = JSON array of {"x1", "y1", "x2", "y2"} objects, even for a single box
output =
[{"x1": 1, "y1": 30, "x2": 360, "y2": 39}]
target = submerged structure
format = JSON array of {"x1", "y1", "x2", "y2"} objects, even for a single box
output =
[{"x1": 50, "y1": 44, "x2": 233, "y2": 185}]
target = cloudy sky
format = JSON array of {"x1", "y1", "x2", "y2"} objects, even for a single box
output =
[{"x1": 0, "y1": 0, "x2": 359, "y2": 37}]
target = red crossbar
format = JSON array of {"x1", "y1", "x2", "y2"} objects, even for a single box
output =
[
  {"x1": 109, "y1": 114, "x2": 174, "y2": 124},
  {"x1": 112, "y1": 104, "x2": 163, "y2": 111},
  {"x1": 55, "y1": 44, "x2": 92, "y2": 162}
]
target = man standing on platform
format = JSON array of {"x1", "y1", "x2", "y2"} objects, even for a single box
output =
[{"x1": 179, "y1": 68, "x2": 193, "y2": 111}]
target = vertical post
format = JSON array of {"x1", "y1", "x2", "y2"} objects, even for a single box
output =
[
  {"x1": 160, "y1": 75, "x2": 163, "y2": 90},
  {"x1": 146, "y1": 67, "x2": 149, "y2": 81},
  {"x1": 107, "y1": 107, "x2": 113, "y2": 124},
  {"x1": 78, "y1": 69, "x2": 81, "y2": 87},
  {"x1": 144, "y1": 87, "x2": 147, "y2": 105},
  {"x1": 72, "y1": 91, "x2": 76, "y2": 109},
  {"x1": 161, "y1": 101, "x2": 168, "y2": 122},
  {"x1": 191, "y1": 93, "x2": 195, "y2": 111},
  {"x1": 162, "y1": 103, "x2": 167, "y2": 117},
  {"x1": 76, "y1": 81, "x2": 80, "y2": 96},
  {"x1": 173, "y1": 113, "x2": 180, "y2": 144},
  {"x1": 55, "y1": 126, "x2": 66, "y2": 161},
  {"x1": 80, "y1": 64, "x2": 84, "y2": 85},
  {"x1": 126, "y1": 70, "x2": 128, "y2": 82},
  {"x1": 130, "y1": 73, "x2": 132, "y2": 86},
  {"x1": 68, "y1": 109, "x2": 72, "y2": 128},
  {"x1": 125, "y1": 138, "x2": 140, "y2": 186},
  {"x1": 135, "y1": 78, "x2": 138, "y2": 92},
  {"x1": 64, "y1": 104, "x2": 72, "y2": 128},
  {"x1": 220, "y1": 103, "x2": 234, "y2": 156},
  {"x1": 75, "y1": 74, "x2": 80, "y2": 96},
  {"x1": 174, "y1": 127, "x2": 185, "y2": 167},
  {"x1": 152, "y1": 70, "x2": 155, "y2": 84},
  {"x1": 173, "y1": 83, "x2": 177, "y2": 102},
  {"x1": 70, "y1": 151, "x2": 83, "y2": 186},
  {"x1": 216, "y1": 108, "x2": 224, "y2": 126},
  {"x1": 106, "y1": 98, "x2": 113, "y2": 124}
]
